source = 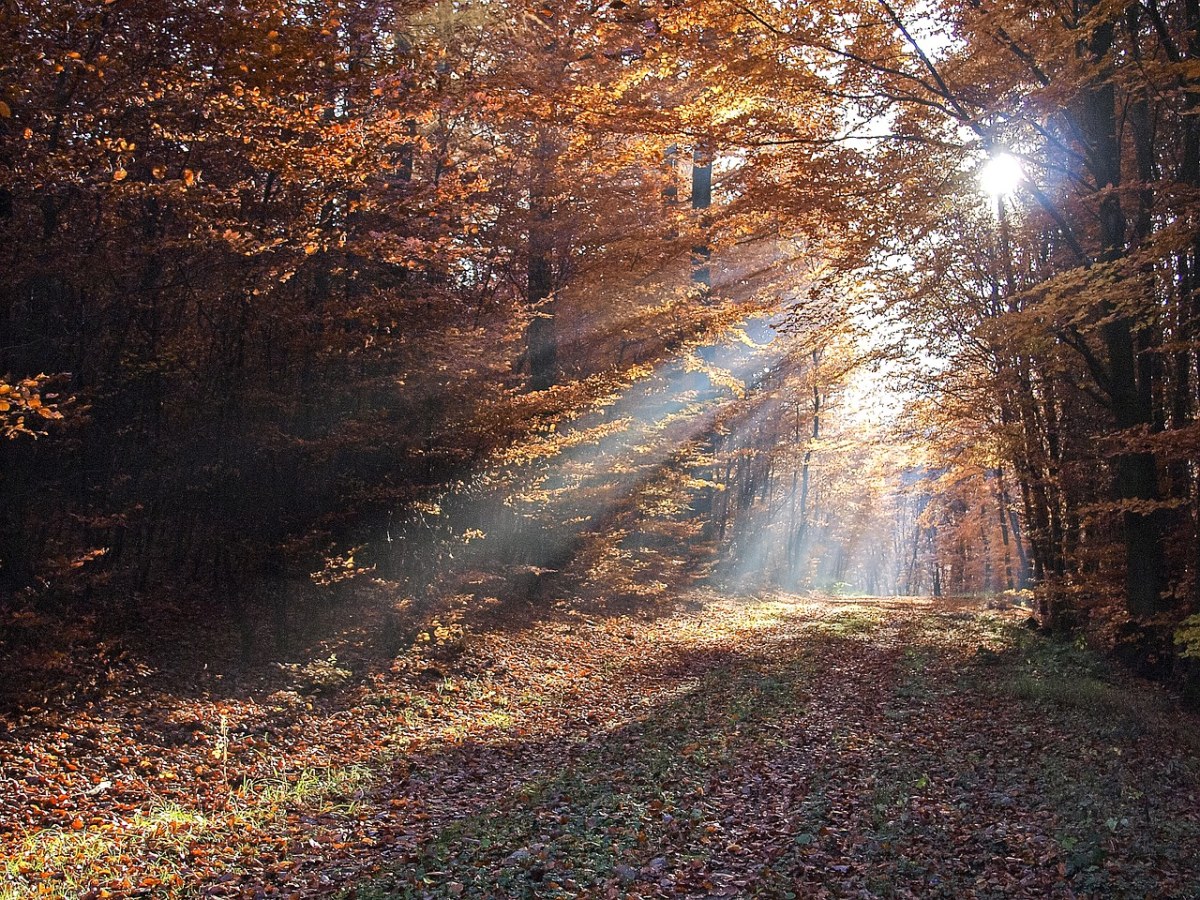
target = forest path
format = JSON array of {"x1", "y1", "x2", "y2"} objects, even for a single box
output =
[
  {"x1": 346, "y1": 595, "x2": 1200, "y2": 900},
  {"x1": 4, "y1": 595, "x2": 1199, "y2": 899}
]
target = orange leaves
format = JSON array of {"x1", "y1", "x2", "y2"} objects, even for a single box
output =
[{"x1": 0, "y1": 375, "x2": 67, "y2": 439}]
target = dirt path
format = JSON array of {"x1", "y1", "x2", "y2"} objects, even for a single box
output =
[
  {"x1": 349, "y1": 598, "x2": 1200, "y2": 899},
  {"x1": 3, "y1": 595, "x2": 1199, "y2": 899}
]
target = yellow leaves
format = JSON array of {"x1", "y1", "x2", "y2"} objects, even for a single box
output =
[
  {"x1": 732, "y1": 327, "x2": 767, "y2": 349},
  {"x1": 0, "y1": 100, "x2": 11, "y2": 118},
  {"x1": 182, "y1": 168, "x2": 198, "y2": 187},
  {"x1": 684, "y1": 353, "x2": 745, "y2": 399},
  {"x1": 68, "y1": 548, "x2": 108, "y2": 570},
  {"x1": 152, "y1": 165, "x2": 167, "y2": 180},
  {"x1": 112, "y1": 167, "x2": 127, "y2": 182},
  {"x1": 310, "y1": 548, "x2": 374, "y2": 587},
  {"x1": 496, "y1": 417, "x2": 633, "y2": 466},
  {"x1": 1175, "y1": 614, "x2": 1200, "y2": 659}
]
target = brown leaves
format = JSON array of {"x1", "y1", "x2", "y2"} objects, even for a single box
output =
[{"x1": 3, "y1": 594, "x2": 1199, "y2": 898}]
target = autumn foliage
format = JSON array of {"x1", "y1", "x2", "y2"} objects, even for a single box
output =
[
  {"x1": 5, "y1": 2, "x2": 1200, "y2": 897},
  {"x1": 3, "y1": 0, "x2": 1200, "y2": 703}
]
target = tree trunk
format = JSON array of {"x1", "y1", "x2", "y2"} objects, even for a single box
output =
[{"x1": 527, "y1": 133, "x2": 556, "y2": 391}]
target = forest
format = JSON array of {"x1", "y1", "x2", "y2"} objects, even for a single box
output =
[{"x1": 2, "y1": 0, "x2": 1200, "y2": 897}]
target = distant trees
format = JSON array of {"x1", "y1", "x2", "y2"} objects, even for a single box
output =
[{"x1": 637, "y1": 0, "x2": 1199, "y2": 664}]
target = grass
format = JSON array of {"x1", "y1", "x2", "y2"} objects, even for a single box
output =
[
  {"x1": 2, "y1": 763, "x2": 376, "y2": 899},
  {"x1": 966, "y1": 623, "x2": 1200, "y2": 895},
  {"x1": 1007, "y1": 671, "x2": 1142, "y2": 717},
  {"x1": 1, "y1": 803, "x2": 215, "y2": 899},
  {"x1": 803, "y1": 608, "x2": 881, "y2": 638},
  {"x1": 242, "y1": 763, "x2": 374, "y2": 814},
  {"x1": 990, "y1": 629, "x2": 1173, "y2": 741}
]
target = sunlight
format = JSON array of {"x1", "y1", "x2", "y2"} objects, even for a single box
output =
[
  {"x1": 978, "y1": 152, "x2": 1023, "y2": 197},
  {"x1": 8, "y1": 1, "x2": 1200, "y2": 896}
]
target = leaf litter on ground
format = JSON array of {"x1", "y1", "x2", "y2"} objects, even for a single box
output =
[{"x1": 1, "y1": 594, "x2": 1198, "y2": 899}]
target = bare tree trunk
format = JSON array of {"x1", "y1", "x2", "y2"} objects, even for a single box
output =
[{"x1": 527, "y1": 132, "x2": 556, "y2": 391}]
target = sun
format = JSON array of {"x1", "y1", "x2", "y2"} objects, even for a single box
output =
[{"x1": 978, "y1": 152, "x2": 1023, "y2": 197}]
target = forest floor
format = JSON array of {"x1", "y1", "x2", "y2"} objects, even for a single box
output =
[{"x1": 2, "y1": 592, "x2": 1199, "y2": 899}]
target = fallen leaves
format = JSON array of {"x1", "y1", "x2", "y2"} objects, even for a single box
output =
[{"x1": 2, "y1": 597, "x2": 1198, "y2": 899}]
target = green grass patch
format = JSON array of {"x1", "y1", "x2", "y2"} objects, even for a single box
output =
[
  {"x1": 988, "y1": 630, "x2": 1170, "y2": 740},
  {"x1": 805, "y1": 609, "x2": 882, "y2": 638},
  {"x1": 2, "y1": 763, "x2": 375, "y2": 899},
  {"x1": 240, "y1": 762, "x2": 373, "y2": 814}
]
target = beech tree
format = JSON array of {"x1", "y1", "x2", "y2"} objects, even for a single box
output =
[
  {"x1": 3, "y1": 0, "x2": 1199, "y2": 672},
  {"x1": 631, "y1": 0, "x2": 1199, "y2": 661}
]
